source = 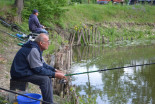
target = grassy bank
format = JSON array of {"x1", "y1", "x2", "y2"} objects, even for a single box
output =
[
  {"x1": 62, "y1": 4, "x2": 155, "y2": 27},
  {"x1": 60, "y1": 4, "x2": 155, "y2": 43},
  {"x1": 1, "y1": 1, "x2": 154, "y2": 44}
]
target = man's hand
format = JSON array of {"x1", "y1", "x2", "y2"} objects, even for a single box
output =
[
  {"x1": 42, "y1": 26, "x2": 46, "y2": 29},
  {"x1": 55, "y1": 69, "x2": 63, "y2": 73},
  {"x1": 55, "y1": 72, "x2": 67, "y2": 81}
]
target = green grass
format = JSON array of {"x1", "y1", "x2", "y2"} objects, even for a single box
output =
[
  {"x1": 62, "y1": 4, "x2": 155, "y2": 28},
  {"x1": 0, "y1": 23, "x2": 21, "y2": 55},
  {"x1": 0, "y1": 0, "x2": 14, "y2": 6}
]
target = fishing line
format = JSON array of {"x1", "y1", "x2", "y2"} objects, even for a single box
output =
[{"x1": 65, "y1": 62, "x2": 155, "y2": 76}]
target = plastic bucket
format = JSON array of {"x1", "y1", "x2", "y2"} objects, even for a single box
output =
[{"x1": 17, "y1": 93, "x2": 42, "y2": 104}]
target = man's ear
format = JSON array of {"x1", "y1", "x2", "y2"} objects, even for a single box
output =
[{"x1": 39, "y1": 41, "x2": 42, "y2": 45}]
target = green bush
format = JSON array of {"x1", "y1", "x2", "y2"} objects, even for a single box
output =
[
  {"x1": 22, "y1": 0, "x2": 68, "y2": 27},
  {"x1": 71, "y1": 0, "x2": 97, "y2": 4}
]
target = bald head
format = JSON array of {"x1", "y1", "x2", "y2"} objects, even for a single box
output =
[
  {"x1": 35, "y1": 33, "x2": 49, "y2": 43},
  {"x1": 35, "y1": 33, "x2": 50, "y2": 51}
]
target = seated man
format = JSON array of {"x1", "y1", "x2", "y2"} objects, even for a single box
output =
[
  {"x1": 29, "y1": 9, "x2": 48, "y2": 34},
  {"x1": 10, "y1": 33, "x2": 67, "y2": 104}
]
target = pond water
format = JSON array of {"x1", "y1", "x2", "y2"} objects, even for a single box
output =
[{"x1": 69, "y1": 40, "x2": 155, "y2": 104}]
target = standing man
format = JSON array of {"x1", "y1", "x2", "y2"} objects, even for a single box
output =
[
  {"x1": 29, "y1": 9, "x2": 48, "y2": 34},
  {"x1": 10, "y1": 33, "x2": 67, "y2": 104}
]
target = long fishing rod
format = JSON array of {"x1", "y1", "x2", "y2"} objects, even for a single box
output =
[
  {"x1": 0, "y1": 17, "x2": 11, "y2": 27},
  {"x1": 0, "y1": 87, "x2": 51, "y2": 104},
  {"x1": 0, "y1": 29, "x2": 26, "y2": 42},
  {"x1": 65, "y1": 62, "x2": 155, "y2": 76},
  {"x1": 0, "y1": 17, "x2": 26, "y2": 34}
]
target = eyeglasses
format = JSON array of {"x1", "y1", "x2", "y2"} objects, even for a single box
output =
[{"x1": 42, "y1": 40, "x2": 51, "y2": 44}]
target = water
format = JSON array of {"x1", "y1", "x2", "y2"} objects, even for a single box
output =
[{"x1": 70, "y1": 40, "x2": 155, "y2": 104}]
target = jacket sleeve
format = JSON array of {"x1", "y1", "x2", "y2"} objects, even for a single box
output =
[
  {"x1": 34, "y1": 16, "x2": 43, "y2": 28},
  {"x1": 43, "y1": 62, "x2": 56, "y2": 72},
  {"x1": 27, "y1": 48, "x2": 55, "y2": 77}
]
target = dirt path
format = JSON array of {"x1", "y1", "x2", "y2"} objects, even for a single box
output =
[{"x1": 0, "y1": 39, "x2": 20, "y2": 97}]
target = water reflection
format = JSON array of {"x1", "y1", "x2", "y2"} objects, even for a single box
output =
[{"x1": 70, "y1": 44, "x2": 155, "y2": 104}]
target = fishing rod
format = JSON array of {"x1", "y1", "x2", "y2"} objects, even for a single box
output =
[
  {"x1": 44, "y1": 27, "x2": 53, "y2": 30},
  {"x1": 0, "y1": 17, "x2": 11, "y2": 27},
  {"x1": 0, "y1": 17, "x2": 26, "y2": 34},
  {"x1": 0, "y1": 87, "x2": 51, "y2": 104},
  {"x1": 65, "y1": 62, "x2": 155, "y2": 76},
  {"x1": 0, "y1": 29, "x2": 27, "y2": 42}
]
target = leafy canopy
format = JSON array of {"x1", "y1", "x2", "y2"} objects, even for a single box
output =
[{"x1": 22, "y1": 0, "x2": 68, "y2": 27}]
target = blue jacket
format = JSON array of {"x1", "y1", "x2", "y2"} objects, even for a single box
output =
[
  {"x1": 29, "y1": 14, "x2": 43, "y2": 32},
  {"x1": 10, "y1": 41, "x2": 55, "y2": 79}
]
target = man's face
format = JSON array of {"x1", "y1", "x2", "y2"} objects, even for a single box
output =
[
  {"x1": 40, "y1": 35, "x2": 50, "y2": 51},
  {"x1": 35, "y1": 12, "x2": 38, "y2": 16}
]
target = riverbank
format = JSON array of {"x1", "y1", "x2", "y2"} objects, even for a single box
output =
[
  {"x1": 60, "y1": 4, "x2": 155, "y2": 44},
  {"x1": 1, "y1": 2, "x2": 155, "y2": 47},
  {"x1": 62, "y1": 4, "x2": 155, "y2": 26}
]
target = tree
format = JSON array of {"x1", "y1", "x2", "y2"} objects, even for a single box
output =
[{"x1": 14, "y1": 0, "x2": 24, "y2": 24}]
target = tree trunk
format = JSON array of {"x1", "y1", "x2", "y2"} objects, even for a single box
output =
[{"x1": 14, "y1": 0, "x2": 24, "y2": 24}]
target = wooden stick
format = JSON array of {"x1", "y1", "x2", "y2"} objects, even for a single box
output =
[
  {"x1": 102, "y1": 35, "x2": 105, "y2": 44},
  {"x1": 77, "y1": 30, "x2": 82, "y2": 45},
  {"x1": 81, "y1": 29, "x2": 87, "y2": 45},
  {"x1": 71, "y1": 31, "x2": 76, "y2": 46},
  {"x1": 88, "y1": 29, "x2": 90, "y2": 44},
  {"x1": 95, "y1": 27, "x2": 97, "y2": 44}
]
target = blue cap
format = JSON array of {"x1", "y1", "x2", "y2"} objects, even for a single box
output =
[{"x1": 32, "y1": 9, "x2": 39, "y2": 14}]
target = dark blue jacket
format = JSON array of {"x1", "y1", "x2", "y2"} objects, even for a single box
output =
[
  {"x1": 10, "y1": 41, "x2": 55, "y2": 79},
  {"x1": 29, "y1": 14, "x2": 43, "y2": 32}
]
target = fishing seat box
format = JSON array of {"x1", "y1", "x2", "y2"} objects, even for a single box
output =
[{"x1": 9, "y1": 79, "x2": 29, "y2": 103}]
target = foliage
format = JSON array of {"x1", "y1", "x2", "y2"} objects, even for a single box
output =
[
  {"x1": 0, "y1": 0, "x2": 16, "y2": 17},
  {"x1": 78, "y1": 95, "x2": 97, "y2": 104},
  {"x1": 0, "y1": 96, "x2": 9, "y2": 104},
  {"x1": 44, "y1": 32, "x2": 68, "y2": 54},
  {"x1": 22, "y1": 0, "x2": 68, "y2": 27},
  {"x1": 71, "y1": 0, "x2": 82, "y2": 3},
  {"x1": 0, "y1": 0, "x2": 15, "y2": 6},
  {"x1": 71, "y1": 0, "x2": 97, "y2": 4}
]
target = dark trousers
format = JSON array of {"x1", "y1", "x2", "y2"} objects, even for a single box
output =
[{"x1": 16, "y1": 75, "x2": 53, "y2": 104}]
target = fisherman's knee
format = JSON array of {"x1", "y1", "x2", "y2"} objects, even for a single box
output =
[{"x1": 39, "y1": 76, "x2": 51, "y2": 85}]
